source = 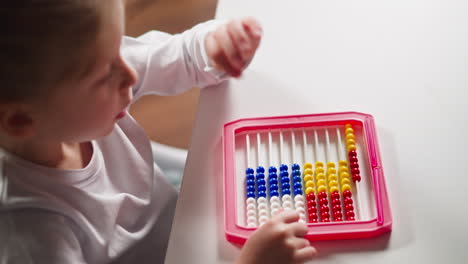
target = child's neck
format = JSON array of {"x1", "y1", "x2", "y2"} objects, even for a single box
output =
[{"x1": 2, "y1": 140, "x2": 93, "y2": 170}]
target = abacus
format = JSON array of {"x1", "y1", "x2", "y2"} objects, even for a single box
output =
[{"x1": 223, "y1": 112, "x2": 392, "y2": 244}]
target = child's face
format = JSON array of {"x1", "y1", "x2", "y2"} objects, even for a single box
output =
[{"x1": 31, "y1": 0, "x2": 137, "y2": 143}]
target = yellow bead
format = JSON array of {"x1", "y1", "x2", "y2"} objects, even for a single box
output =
[
  {"x1": 305, "y1": 181, "x2": 315, "y2": 188},
  {"x1": 340, "y1": 172, "x2": 350, "y2": 179},
  {"x1": 347, "y1": 144, "x2": 357, "y2": 151},
  {"x1": 316, "y1": 173, "x2": 326, "y2": 181},
  {"x1": 345, "y1": 128, "x2": 354, "y2": 134},
  {"x1": 303, "y1": 175, "x2": 313, "y2": 182},
  {"x1": 339, "y1": 160, "x2": 348, "y2": 167},
  {"x1": 346, "y1": 138, "x2": 356, "y2": 146},
  {"x1": 327, "y1": 162, "x2": 336, "y2": 168},
  {"x1": 304, "y1": 168, "x2": 313, "y2": 176},
  {"x1": 316, "y1": 167, "x2": 325, "y2": 174},
  {"x1": 315, "y1": 161, "x2": 324, "y2": 168},
  {"x1": 339, "y1": 166, "x2": 349, "y2": 174},
  {"x1": 327, "y1": 168, "x2": 337, "y2": 175},
  {"x1": 342, "y1": 184, "x2": 352, "y2": 192},
  {"x1": 341, "y1": 178, "x2": 351, "y2": 185},
  {"x1": 303, "y1": 163, "x2": 313, "y2": 170},
  {"x1": 328, "y1": 175, "x2": 338, "y2": 182},
  {"x1": 330, "y1": 186, "x2": 339, "y2": 193},
  {"x1": 305, "y1": 187, "x2": 315, "y2": 195},
  {"x1": 318, "y1": 186, "x2": 328, "y2": 193},
  {"x1": 328, "y1": 180, "x2": 339, "y2": 187},
  {"x1": 346, "y1": 134, "x2": 355, "y2": 141},
  {"x1": 317, "y1": 179, "x2": 327, "y2": 187},
  {"x1": 345, "y1": 124, "x2": 353, "y2": 129}
]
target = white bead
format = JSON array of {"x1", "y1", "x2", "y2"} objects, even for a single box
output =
[
  {"x1": 294, "y1": 195, "x2": 305, "y2": 203},
  {"x1": 247, "y1": 210, "x2": 257, "y2": 217},
  {"x1": 299, "y1": 213, "x2": 306, "y2": 220},
  {"x1": 270, "y1": 196, "x2": 280, "y2": 204},
  {"x1": 257, "y1": 197, "x2": 267, "y2": 203},
  {"x1": 247, "y1": 223, "x2": 256, "y2": 227},
  {"x1": 282, "y1": 195, "x2": 292, "y2": 202},
  {"x1": 258, "y1": 202, "x2": 268, "y2": 210},
  {"x1": 295, "y1": 207, "x2": 306, "y2": 215},
  {"x1": 247, "y1": 198, "x2": 256, "y2": 205},
  {"x1": 247, "y1": 203, "x2": 256, "y2": 211},
  {"x1": 259, "y1": 216, "x2": 269, "y2": 224},
  {"x1": 258, "y1": 209, "x2": 269, "y2": 217},
  {"x1": 282, "y1": 201, "x2": 293, "y2": 209},
  {"x1": 247, "y1": 216, "x2": 257, "y2": 224},
  {"x1": 294, "y1": 201, "x2": 305, "y2": 208},
  {"x1": 271, "y1": 202, "x2": 281, "y2": 210},
  {"x1": 271, "y1": 208, "x2": 280, "y2": 216}
]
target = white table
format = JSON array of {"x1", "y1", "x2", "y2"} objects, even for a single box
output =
[{"x1": 165, "y1": 0, "x2": 468, "y2": 263}]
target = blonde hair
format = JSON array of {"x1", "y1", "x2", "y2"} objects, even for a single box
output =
[{"x1": 0, "y1": 0, "x2": 100, "y2": 102}]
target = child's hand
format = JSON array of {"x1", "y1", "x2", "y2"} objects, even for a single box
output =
[
  {"x1": 236, "y1": 210, "x2": 317, "y2": 264},
  {"x1": 205, "y1": 17, "x2": 262, "y2": 77}
]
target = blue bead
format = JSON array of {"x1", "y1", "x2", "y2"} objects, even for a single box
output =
[
  {"x1": 246, "y1": 174, "x2": 255, "y2": 181},
  {"x1": 282, "y1": 183, "x2": 291, "y2": 190},
  {"x1": 247, "y1": 191, "x2": 256, "y2": 198},
  {"x1": 292, "y1": 163, "x2": 300, "y2": 170},
  {"x1": 280, "y1": 171, "x2": 289, "y2": 177},
  {"x1": 246, "y1": 179, "x2": 256, "y2": 186},
  {"x1": 247, "y1": 186, "x2": 256, "y2": 193},
  {"x1": 293, "y1": 182, "x2": 302, "y2": 189},
  {"x1": 256, "y1": 173, "x2": 265, "y2": 180},
  {"x1": 294, "y1": 188, "x2": 303, "y2": 195},
  {"x1": 269, "y1": 179, "x2": 278, "y2": 185},
  {"x1": 256, "y1": 166, "x2": 265, "y2": 173},
  {"x1": 246, "y1": 168, "x2": 254, "y2": 174},
  {"x1": 268, "y1": 173, "x2": 278, "y2": 179},
  {"x1": 269, "y1": 166, "x2": 277, "y2": 173},
  {"x1": 258, "y1": 191, "x2": 267, "y2": 197},
  {"x1": 280, "y1": 164, "x2": 288, "y2": 171},
  {"x1": 258, "y1": 185, "x2": 267, "y2": 192},
  {"x1": 292, "y1": 169, "x2": 301, "y2": 176},
  {"x1": 293, "y1": 176, "x2": 302, "y2": 183},
  {"x1": 269, "y1": 184, "x2": 279, "y2": 191},
  {"x1": 270, "y1": 190, "x2": 279, "y2": 197},
  {"x1": 282, "y1": 189, "x2": 291, "y2": 195},
  {"x1": 257, "y1": 179, "x2": 266, "y2": 186},
  {"x1": 281, "y1": 177, "x2": 290, "y2": 184}
]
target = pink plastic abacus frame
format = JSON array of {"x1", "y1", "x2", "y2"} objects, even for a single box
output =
[{"x1": 223, "y1": 112, "x2": 392, "y2": 245}]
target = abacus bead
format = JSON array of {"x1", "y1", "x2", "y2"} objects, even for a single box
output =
[
  {"x1": 320, "y1": 205, "x2": 330, "y2": 212},
  {"x1": 247, "y1": 186, "x2": 255, "y2": 193},
  {"x1": 303, "y1": 175, "x2": 313, "y2": 182},
  {"x1": 246, "y1": 168, "x2": 254, "y2": 174},
  {"x1": 247, "y1": 174, "x2": 255, "y2": 181},
  {"x1": 345, "y1": 204, "x2": 354, "y2": 211},
  {"x1": 304, "y1": 168, "x2": 313, "y2": 175},
  {"x1": 333, "y1": 205, "x2": 342, "y2": 211},
  {"x1": 270, "y1": 184, "x2": 279, "y2": 191},
  {"x1": 305, "y1": 181, "x2": 315, "y2": 188},
  {"x1": 351, "y1": 168, "x2": 360, "y2": 175},
  {"x1": 258, "y1": 191, "x2": 267, "y2": 197},
  {"x1": 318, "y1": 192, "x2": 327, "y2": 199},
  {"x1": 349, "y1": 150, "x2": 357, "y2": 156},
  {"x1": 340, "y1": 172, "x2": 350, "y2": 179},
  {"x1": 328, "y1": 180, "x2": 339, "y2": 187},
  {"x1": 346, "y1": 138, "x2": 356, "y2": 146},
  {"x1": 257, "y1": 179, "x2": 266, "y2": 186},
  {"x1": 256, "y1": 166, "x2": 265, "y2": 173},
  {"x1": 269, "y1": 172, "x2": 278, "y2": 178},
  {"x1": 308, "y1": 213, "x2": 318, "y2": 219},
  {"x1": 350, "y1": 162, "x2": 359, "y2": 169},
  {"x1": 346, "y1": 211, "x2": 355, "y2": 218},
  {"x1": 315, "y1": 161, "x2": 324, "y2": 167},
  {"x1": 282, "y1": 201, "x2": 293, "y2": 209},
  {"x1": 332, "y1": 199, "x2": 341, "y2": 206},
  {"x1": 347, "y1": 144, "x2": 357, "y2": 151},
  {"x1": 339, "y1": 160, "x2": 348, "y2": 166},
  {"x1": 343, "y1": 190, "x2": 352, "y2": 198},
  {"x1": 247, "y1": 192, "x2": 256, "y2": 198},
  {"x1": 318, "y1": 185, "x2": 327, "y2": 193},
  {"x1": 317, "y1": 179, "x2": 326, "y2": 187},
  {"x1": 294, "y1": 195, "x2": 305, "y2": 203},
  {"x1": 246, "y1": 179, "x2": 256, "y2": 186},
  {"x1": 269, "y1": 166, "x2": 278, "y2": 173},
  {"x1": 282, "y1": 189, "x2": 291, "y2": 195},
  {"x1": 270, "y1": 190, "x2": 279, "y2": 197},
  {"x1": 269, "y1": 179, "x2": 279, "y2": 186},
  {"x1": 256, "y1": 173, "x2": 265, "y2": 179},
  {"x1": 258, "y1": 185, "x2": 267, "y2": 192},
  {"x1": 348, "y1": 217, "x2": 356, "y2": 221},
  {"x1": 353, "y1": 175, "x2": 362, "y2": 182},
  {"x1": 271, "y1": 202, "x2": 281, "y2": 210},
  {"x1": 293, "y1": 182, "x2": 302, "y2": 189},
  {"x1": 308, "y1": 207, "x2": 317, "y2": 213},
  {"x1": 333, "y1": 213, "x2": 343, "y2": 219},
  {"x1": 246, "y1": 197, "x2": 256, "y2": 205},
  {"x1": 282, "y1": 183, "x2": 291, "y2": 190},
  {"x1": 319, "y1": 198, "x2": 328, "y2": 205},
  {"x1": 305, "y1": 187, "x2": 315, "y2": 195},
  {"x1": 335, "y1": 217, "x2": 343, "y2": 221},
  {"x1": 247, "y1": 203, "x2": 256, "y2": 211},
  {"x1": 316, "y1": 167, "x2": 325, "y2": 174},
  {"x1": 345, "y1": 127, "x2": 354, "y2": 134},
  {"x1": 282, "y1": 195, "x2": 292, "y2": 202},
  {"x1": 307, "y1": 193, "x2": 316, "y2": 201},
  {"x1": 316, "y1": 173, "x2": 326, "y2": 180},
  {"x1": 292, "y1": 169, "x2": 301, "y2": 176},
  {"x1": 292, "y1": 164, "x2": 300, "y2": 170},
  {"x1": 342, "y1": 184, "x2": 352, "y2": 192},
  {"x1": 328, "y1": 175, "x2": 338, "y2": 182},
  {"x1": 294, "y1": 188, "x2": 303, "y2": 195},
  {"x1": 321, "y1": 211, "x2": 330, "y2": 218},
  {"x1": 346, "y1": 134, "x2": 355, "y2": 141},
  {"x1": 341, "y1": 178, "x2": 351, "y2": 185},
  {"x1": 326, "y1": 162, "x2": 335, "y2": 168},
  {"x1": 281, "y1": 177, "x2": 290, "y2": 184},
  {"x1": 345, "y1": 124, "x2": 352, "y2": 129},
  {"x1": 280, "y1": 171, "x2": 289, "y2": 177},
  {"x1": 293, "y1": 176, "x2": 302, "y2": 183},
  {"x1": 280, "y1": 164, "x2": 288, "y2": 171},
  {"x1": 307, "y1": 199, "x2": 317, "y2": 207},
  {"x1": 344, "y1": 197, "x2": 354, "y2": 205},
  {"x1": 331, "y1": 191, "x2": 340, "y2": 199},
  {"x1": 304, "y1": 163, "x2": 313, "y2": 169}
]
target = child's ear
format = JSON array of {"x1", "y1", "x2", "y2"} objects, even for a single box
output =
[{"x1": 0, "y1": 106, "x2": 35, "y2": 139}]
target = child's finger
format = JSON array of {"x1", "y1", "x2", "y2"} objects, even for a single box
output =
[
  {"x1": 287, "y1": 237, "x2": 310, "y2": 250},
  {"x1": 289, "y1": 222, "x2": 308, "y2": 237},
  {"x1": 226, "y1": 20, "x2": 251, "y2": 63},
  {"x1": 212, "y1": 25, "x2": 244, "y2": 73},
  {"x1": 294, "y1": 246, "x2": 318, "y2": 263},
  {"x1": 241, "y1": 18, "x2": 262, "y2": 53},
  {"x1": 276, "y1": 209, "x2": 300, "y2": 223}
]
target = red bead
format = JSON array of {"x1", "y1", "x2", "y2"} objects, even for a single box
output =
[
  {"x1": 318, "y1": 192, "x2": 327, "y2": 199},
  {"x1": 345, "y1": 204, "x2": 354, "y2": 211},
  {"x1": 320, "y1": 205, "x2": 330, "y2": 212},
  {"x1": 335, "y1": 217, "x2": 343, "y2": 221},
  {"x1": 308, "y1": 207, "x2": 317, "y2": 214},
  {"x1": 347, "y1": 216, "x2": 355, "y2": 221},
  {"x1": 349, "y1": 156, "x2": 358, "y2": 163},
  {"x1": 350, "y1": 162, "x2": 359, "y2": 169},
  {"x1": 308, "y1": 213, "x2": 318, "y2": 220},
  {"x1": 351, "y1": 168, "x2": 360, "y2": 175},
  {"x1": 319, "y1": 198, "x2": 329, "y2": 205},
  {"x1": 307, "y1": 193, "x2": 316, "y2": 201},
  {"x1": 343, "y1": 190, "x2": 352, "y2": 198},
  {"x1": 309, "y1": 218, "x2": 318, "y2": 223},
  {"x1": 332, "y1": 199, "x2": 341, "y2": 206},
  {"x1": 346, "y1": 211, "x2": 355, "y2": 218},
  {"x1": 344, "y1": 197, "x2": 353, "y2": 205},
  {"x1": 349, "y1": 150, "x2": 357, "y2": 156},
  {"x1": 331, "y1": 191, "x2": 340, "y2": 199},
  {"x1": 333, "y1": 212, "x2": 343, "y2": 218},
  {"x1": 333, "y1": 205, "x2": 342, "y2": 212},
  {"x1": 353, "y1": 175, "x2": 362, "y2": 182},
  {"x1": 307, "y1": 199, "x2": 317, "y2": 207},
  {"x1": 321, "y1": 218, "x2": 330, "y2": 222}
]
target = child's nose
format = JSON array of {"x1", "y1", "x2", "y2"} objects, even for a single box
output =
[{"x1": 119, "y1": 57, "x2": 138, "y2": 89}]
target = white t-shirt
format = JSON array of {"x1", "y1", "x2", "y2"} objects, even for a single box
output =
[{"x1": 0, "y1": 20, "x2": 226, "y2": 264}]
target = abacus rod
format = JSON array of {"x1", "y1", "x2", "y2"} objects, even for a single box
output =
[
  {"x1": 302, "y1": 129, "x2": 307, "y2": 162},
  {"x1": 280, "y1": 130, "x2": 284, "y2": 163},
  {"x1": 291, "y1": 130, "x2": 296, "y2": 163},
  {"x1": 246, "y1": 134, "x2": 251, "y2": 168},
  {"x1": 325, "y1": 128, "x2": 330, "y2": 161},
  {"x1": 268, "y1": 131, "x2": 273, "y2": 166},
  {"x1": 257, "y1": 132, "x2": 261, "y2": 167}
]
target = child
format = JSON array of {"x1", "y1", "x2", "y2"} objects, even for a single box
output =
[{"x1": 0, "y1": 1, "x2": 317, "y2": 263}]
